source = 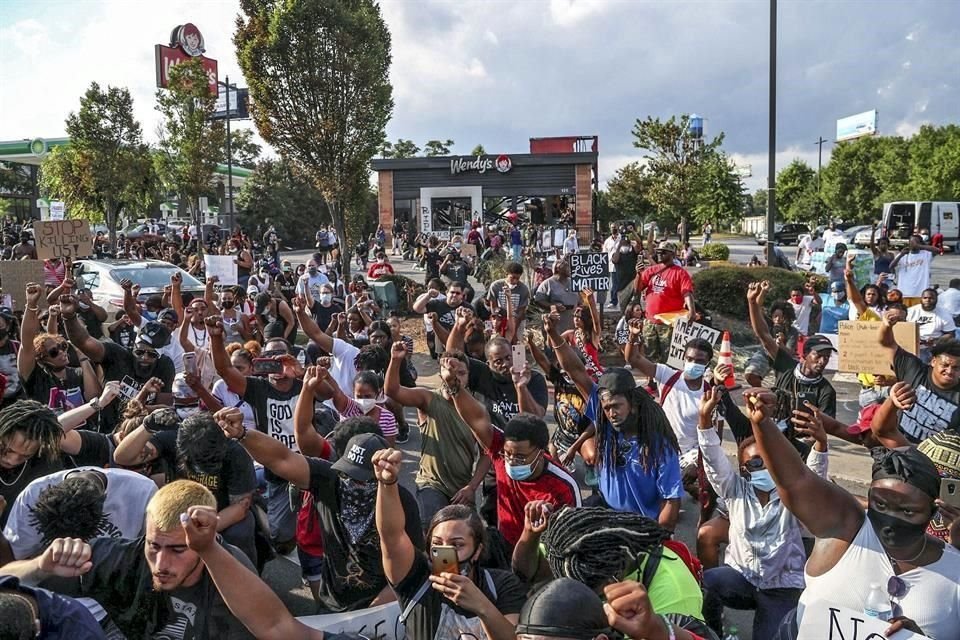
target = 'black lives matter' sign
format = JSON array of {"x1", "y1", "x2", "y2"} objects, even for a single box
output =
[{"x1": 569, "y1": 252, "x2": 610, "y2": 292}]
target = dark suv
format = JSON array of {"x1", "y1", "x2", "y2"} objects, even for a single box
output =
[{"x1": 756, "y1": 223, "x2": 810, "y2": 246}]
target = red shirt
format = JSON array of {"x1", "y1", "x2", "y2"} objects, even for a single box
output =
[
  {"x1": 487, "y1": 428, "x2": 581, "y2": 547},
  {"x1": 367, "y1": 262, "x2": 395, "y2": 279},
  {"x1": 640, "y1": 264, "x2": 694, "y2": 321}
]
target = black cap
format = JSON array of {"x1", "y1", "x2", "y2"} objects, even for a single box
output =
[
  {"x1": 803, "y1": 334, "x2": 837, "y2": 356},
  {"x1": 0, "y1": 307, "x2": 14, "y2": 321},
  {"x1": 136, "y1": 321, "x2": 171, "y2": 349},
  {"x1": 331, "y1": 433, "x2": 387, "y2": 481},
  {"x1": 516, "y1": 578, "x2": 611, "y2": 639},
  {"x1": 597, "y1": 367, "x2": 636, "y2": 396}
]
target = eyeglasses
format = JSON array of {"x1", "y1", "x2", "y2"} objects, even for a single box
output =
[
  {"x1": 261, "y1": 350, "x2": 286, "y2": 359},
  {"x1": 46, "y1": 342, "x2": 69, "y2": 358},
  {"x1": 501, "y1": 450, "x2": 540, "y2": 465},
  {"x1": 134, "y1": 348, "x2": 160, "y2": 359}
]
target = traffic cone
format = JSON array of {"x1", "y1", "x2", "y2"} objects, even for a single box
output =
[{"x1": 718, "y1": 331, "x2": 737, "y2": 389}]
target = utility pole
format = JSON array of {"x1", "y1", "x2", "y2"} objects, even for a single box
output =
[
  {"x1": 766, "y1": 0, "x2": 777, "y2": 266},
  {"x1": 814, "y1": 136, "x2": 828, "y2": 224},
  {"x1": 218, "y1": 77, "x2": 236, "y2": 233}
]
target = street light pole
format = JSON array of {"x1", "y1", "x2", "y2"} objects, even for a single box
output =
[
  {"x1": 765, "y1": 0, "x2": 777, "y2": 266},
  {"x1": 219, "y1": 77, "x2": 235, "y2": 234},
  {"x1": 814, "y1": 135, "x2": 828, "y2": 224}
]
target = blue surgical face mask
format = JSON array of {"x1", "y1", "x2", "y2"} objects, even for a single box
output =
[
  {"x1": 505, "y1": 452, "x2": 541, "y2": 481},
  {"x1": 683, "y1": 362, "x2": 707, "y2": 379},
  {"x1": 748, "y1": 469, "x2": 777, "y2": 493}
]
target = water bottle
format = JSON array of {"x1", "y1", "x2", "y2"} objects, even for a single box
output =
[
  {"x1": 864, "y1": 583, "x2": 893, "y2": 621},
  {"x1": 723, "y1": 626, "x2": 740, "y2": 640}
]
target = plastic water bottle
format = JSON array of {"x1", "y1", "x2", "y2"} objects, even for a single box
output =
[
  {"x1": 723, "y1": 626, "x2": 740, "y2": 640},
  {"x1": 864, "y1": 583, "x2": 893, "y2": 621}
]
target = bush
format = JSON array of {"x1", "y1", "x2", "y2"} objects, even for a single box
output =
[
  {"x1": 699, "y1": 243, "x2": 730, "y2": 261},
  {"x1": 692, "y1": 266, "x2": 826, "y2": 321},
  {"x1": 476, "y1": 254, "x2": 508, "y2": 287}
]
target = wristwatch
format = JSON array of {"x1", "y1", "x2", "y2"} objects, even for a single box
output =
[{"x1": 89, "y1": 397, "x2": 101, "y2": 411}]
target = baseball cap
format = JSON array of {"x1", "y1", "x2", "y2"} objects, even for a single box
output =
[
  {"x1": 136, "y1": 321, "x2": 171, "y2": 349},
  {"x1": 803, "y1": 334, "x2": 837, "y2": 356},
  {"x1": 847, "y1": 403, "x2": 880, "y2": 435},
  {"x1": 331, "y1": 433, "x2": 387, "y2": 482},
  {"x1": 597, "y1": 367, "x2": 637, "y2": 396},
  {"x1": 0, "y1": 307, "x2": 14, "y2": 321},
  {"x1": 657, "y1": 240, "x2": 678, "y2": 254},
  {"x1": 158, "y1": 308, "x2": 178, "y2": 323}
]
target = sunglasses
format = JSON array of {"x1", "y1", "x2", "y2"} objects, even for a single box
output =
[
  {"x1": 886, "y1": 575, "x2": 907, "y2": 617},
  {"x1": 260, "y1": 350, "x2": 286, "y2": 359},
  {"x1": 46, "y1": 342, "x2": 69, "y2": 358},
  {"x1": 134, "y1": 348, "x2": 160, "y2": 359},
  {"x1": 742, "y1": 456, "x2": 765, "y2": 472}
]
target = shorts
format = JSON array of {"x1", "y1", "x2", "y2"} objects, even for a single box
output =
[
  {"x1": 744, "y1": 350, "x2": 772, "y2": 379},
  {"x1": 297, "y1": 547, "x2": 327, "y2": 583}
]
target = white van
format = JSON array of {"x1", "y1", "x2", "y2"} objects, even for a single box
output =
[{"x1": 879, "y1": 201, "x2": 960, "y2": 252}]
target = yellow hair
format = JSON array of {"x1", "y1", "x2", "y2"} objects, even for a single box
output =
[{"x1": 145, "y1": 480, "x2": 216, "y2": 531}]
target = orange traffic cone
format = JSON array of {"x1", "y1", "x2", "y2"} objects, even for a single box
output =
[{"x1": 718, "y1": 330, "x2": 737, "y2": 389}]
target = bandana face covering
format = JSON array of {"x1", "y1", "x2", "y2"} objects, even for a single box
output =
[{"x1": 338, "y1": 478, "x2": 377, "y2": 544}]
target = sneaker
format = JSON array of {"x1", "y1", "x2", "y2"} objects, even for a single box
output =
[{"x1": 396, "y1": 427, "x2": 410, "y2": 444}]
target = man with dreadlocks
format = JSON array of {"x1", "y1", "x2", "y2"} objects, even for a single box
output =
[
  {"x1": 534, "y1": 505, "x2": 712, "y2": 637},
  {"x1": 0, "y1": 400, "x2": 64, "y2": 528},
  {"x1": 546, "y1": 313, "x2": 682, "y2": 529}
]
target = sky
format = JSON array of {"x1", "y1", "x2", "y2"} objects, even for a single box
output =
[{"x1": 1, "y1": 0, "x2": 958, "y2": 192}]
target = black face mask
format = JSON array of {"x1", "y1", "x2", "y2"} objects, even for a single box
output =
[
  {"x1": 867, "y1": 505, "x2": 929, "y2": 549},
  {"x1": 220, "y1": 299, "x2": 235, "y2": 309}
]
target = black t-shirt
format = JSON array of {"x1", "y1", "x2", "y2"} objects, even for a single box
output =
[
  {"x1": 771, "y1": 347, "x2": 837, "y2": 420},
  {"x1": 423, "y1": 250, "x2": 442, "y2": 278},
  {"x1": 466, "y1": 358, "x2": 550, "y2": 426},
  {"x1": 615, "y1": 245, "x2": 638, "y2": 283},
  {"x1": 0, "y1": 456, "x2": 63, "y2": 528},
  {"x1": 109, "y1": 324, "x2": 138, "y2": 350},
  {"x1": 23, "y1": 365, "x2": 84, "y2": 407},
  {"x1": 79, "y1": 307, "x2": 104, "y2": 340},
  {"x1": 307, "y1": 456, "x2": 423, "y2": 612},
  {"x1": 276, "y1": 273, "x2": 298, "y2": 301},
  {"x1": 71, "y1": 536, "x2": 254, "y2": 639},
  {"x1": 894, "y1": 347, "x2": 960, "y2": 443},
  {"x1": 425, "y1": 299, "x2": 463, "y2": 331},
  {"x1": 312, "y1": 301, "x2": 345, "y2": 332},
  {"x1": 100, "y1": 340, "x2": 175, "y2": 425},
  {"x1": 442, "y1": 261, "x2": 469, "y2": 285},
  {"x1": 64, "y1": 430, "x2": 115, "y2": 468},
  {"x1": 150, "y1": 431, "x2": 256, "y2": 511},
  {"x1": 242, "y1": 376, "x2": 303, "y2": 481},
  {"x1": 393, "y1": 553, "x2": 526, "y2": 640}
]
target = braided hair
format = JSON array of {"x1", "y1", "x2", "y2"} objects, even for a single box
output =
[
  {"x1": 541, "y1": 506, "x2": 671, "y2": 591},
  {"x1": 29, "y1": 478, "x2": 111, "y2": 548},
  {"x1": 0, "y1": 400, "x2": 62, "y2": 463},
  {"x1": 595, "y1": 387, "x2": 679, "y2": 472}
]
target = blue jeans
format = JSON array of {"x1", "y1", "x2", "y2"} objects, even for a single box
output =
[
  {"x1": 265, "y1": 478, "x2": 296, "y2": 546},
  {"x1": 416, "y1": 485, "x2": 451, "y2": 531},
  {"x1": 703, "y1": 566, "x2": 802, "y2": 639},
  {"x1": 609, "y1": 270, "x2": 619, "y2": 304},
  {"x1": 511, "y1": 244, "x2": 522, "y2": 262}
]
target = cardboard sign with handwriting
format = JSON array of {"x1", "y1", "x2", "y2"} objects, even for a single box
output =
[
  {"x1": 0, "y1": 260, "x2": 46, "y2": 310},
  {"x1": 838, "y1": 320, "x2": 919, "y2": 375},
  {"x1": 667, "y1": 317, "x2": 721, "y2": 369},
  {"x1": 33, "y1": 220, "x2": 93, "y2": 260}
]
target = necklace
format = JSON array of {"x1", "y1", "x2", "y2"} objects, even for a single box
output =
[
  {"x1": 0, "y1": 460, "x2": 28, "y2": 487},
  {"x1": 887, "y1": 536, "x2": 928, "y2": 566},
  {"x1": 191, "y1": 324, "x2": 208, "y2": 348}
]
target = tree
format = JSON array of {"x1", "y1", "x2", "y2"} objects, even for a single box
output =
[
  {"x1": 820, "y1": 138, "x2": 884, "y2": 223},
  {"x1": 226, "y1": 128, "x2": 262, "y2": 168},
  {"x1": 236, "y1": 0, "x2": 393, "y2": 277},
  {"x1": 630, "y1": 114, "x2": 724, "y2": 241},
  {"x1": 154, "y1": 58, "x2": 225, "y2": 243},
  {"x1": 380, "y1": 138, "x2": 418, "y2": 159},
  {"x1": 39, "y1": 82, "x2": 156, "y2": 247},
  {"x1": 236, "y1": 158, "x2": 327, "y2": 243},
  {"x1": 470, "y1": 144, "x2": 486, "y2": 156},
  {"x1": 775, "y1": 159, "x2": 817, "y2": 223},
  {"x1": 423, "y1": 139, "x2": 454, "y2": 157},
  {"x1": 605, "y1": 162, "x2": 656, "y2": 222},
  {"x1": 906, "y1": 124, "x2": 960, "y2": 201},
  {"x1": 692, "y1": 152, "x2": 742, "y2": 229},
  {"x1": 752, "y1": 189, "x2": 767, "y2": 217}
]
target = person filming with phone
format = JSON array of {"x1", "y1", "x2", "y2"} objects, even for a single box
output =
[{"x1": 372, "y1": 447, "x2": 525, "y2": 640}]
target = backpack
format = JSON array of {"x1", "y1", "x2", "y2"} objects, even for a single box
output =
[
  {"x1": 641, "y1": 539, "x2": 704, "y2": 587},
  {"x1": 659, "y1": 369, "x2": 711, "y2": 405}
]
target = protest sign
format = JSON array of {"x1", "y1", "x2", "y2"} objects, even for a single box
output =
[
  {"x1": 798, "y1": 601, "x2": 926, "y2": 639},
  {"x1": 49, "y1": 201, "x2": 65, "y2": 220},
  {"x1": 298, "y1": 602, "x2": 403, "y2": 639},
  {"x1": 569, "y1": 252, "x2": 610, "y2": 292},
  {"x1": 666, "y1": 317, "x2": 721, "y2": 369},
  {"x1": 838, "y1": 320, "x2": 919, "y2": 375},
  {"x1": 203, "y1": 255, "x2": 238, "y2": 286},
  {"x1": 460, "y1": 242, "x2": 477, "y2": 257},
  {"x1": 33, "y1": 220, "x2": 93, "y2": 260},
  {"x1": 0, "y1": 260, "x2": 46, "y2": 310}
]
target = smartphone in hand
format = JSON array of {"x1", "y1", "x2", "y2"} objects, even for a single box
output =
[
  {"x1": 431, "y1": 545, "x2": 458, "y2": 576},
  {"x1": 512, "y1": 343, "x2": 525, "y2": 373}
]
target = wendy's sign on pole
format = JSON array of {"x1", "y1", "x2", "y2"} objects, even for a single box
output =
[{"x1": 155, "y1": 23, "x2": 218, "y2": 95}]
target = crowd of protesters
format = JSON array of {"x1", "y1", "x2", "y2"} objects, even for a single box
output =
[{"x1": 0, "y1": 212, "x2": 958, "y2": 640}]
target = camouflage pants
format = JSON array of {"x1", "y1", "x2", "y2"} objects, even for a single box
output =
[{"x1": 642, "y1": 321, "x2": 673, "y2": 364}]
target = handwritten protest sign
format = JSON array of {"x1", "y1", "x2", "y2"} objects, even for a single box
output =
[
  {"x1": 203, "y1": 255, "x2": 238, "y2": 286},
  {"x1": 0, "y1": 260, "x2": 46, "y2": 310},
  {"x1": 569, "y1": 252, "x2": 610, "y2": 292},
  {"x1": 460, "y1": 242, "x2": 477, "y2": 258},
  {"x1": 798, "y1": 601, "x2": 926, "y2": 639},
  {"x1": 666, "y1": 317, "x2": 721, "y2": 369},
  {"x1": 838, "y1": 320, "x2": 919, "y2": 375},
  {"x1": 33, "y1": 220, "x2": 93, "y2": 260}
]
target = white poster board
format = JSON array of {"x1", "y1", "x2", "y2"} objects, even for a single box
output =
[
  {"x1": 203, "y1": 255, "x2": 238, "y2": 286},
  {"x1": 49, "y1": 201, "x2": 65, "y2": 220},
  {"x1": 666, "y1": 317, "x2": 722, "y2": 369},
  {"x1": 798, "y1": 601, "x2": 927, "y2": 639},
  {"x1": 298, "y1": 602, "x2": 403, "y2": 639}
]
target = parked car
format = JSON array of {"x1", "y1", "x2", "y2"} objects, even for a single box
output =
[
  {"x1": 834, "y1": 225, "x2": 871, "y2": 247},
  {"x1": 119, "y1": 222, "x2": 168, "y2": 243},
  {"x1": 73, "y1": 258, "x2": 205, "y2": 315},
  {"x1": 755, "y1": 223, "x2": 810, "y2": 246}
]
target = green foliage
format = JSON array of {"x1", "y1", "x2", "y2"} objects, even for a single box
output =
[
  {"x1": 236, "y1": 0, "x2": 393, "y2": 279},
  {"x1": 606, "y1": 162, "x2": 657, "y2": 223},
  {"x1": 691, "y1": 152, "x2": 743, "y2": 228},
  {"x1": 476, "y1": 254, "x2": 508, "y2": 287},
  {"x1": 423, "y1": 139, "x2": 454, "y2": 157},
  {"x1": 226, "y1": 128, "x2": 262, "y2": 168},
  {"x1": 235, "y1": 158, "x2": 328, "y2": 245},
  {"x1": 39, "y1": 82, "x2": 156, "y2": 246},
  {"x1": 699, "y1": 242, "x2": 730, "y2": 260},
  {"x1": 470, "y1": 144, "x2": 486, "y2": 156},
  {"x1": 381, "y1": 139, "x2": 419, "y2": 158},
  {"x1": 905, "y1": 125, "x2": 960, "y2": 201},
  {"x1": 775, "y1": 159, "x2": 818, "y2": 223},
  {"x1": 752, "y1": 189, "x2": 767, "y2": 217},
  {"x1": 0, "y1": 162, "x2": 32, "y2": 195},
  {"x1": 693, "y1": 266, "x2": 825, "y2": 321},
  {"x1": 154, "y1": 58, "x2": 225, "y2": 232}
]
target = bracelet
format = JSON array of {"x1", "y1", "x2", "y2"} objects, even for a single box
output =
[
  {"x1": 378, "y1": 478, "x2": 398, "y2": 486},
  {"x1": 26, "y1": 306, "x2": 39, "y2": 313},
  {"x1": 658, "y1": 615, "x2": 676, "y2": 640},
  {"x1": 89, "y1": 398, "x2": 100, "y2": 411},
  {"x1": 236, "y1": 426, "x2": 247, "y2": 442}
]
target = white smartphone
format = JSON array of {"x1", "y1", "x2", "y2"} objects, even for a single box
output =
[
  {"x1": 182, "y1": 352, "x2": 198, "y2": 376},
  {"x1": 512, "y1": 343, "x2": 525, "y2": 372}
]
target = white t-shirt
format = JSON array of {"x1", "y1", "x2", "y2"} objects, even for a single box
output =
[
  {"x1": 798, "y1": 236, "x2": 824, "y2": 266},
  {"x1": 790, "y1": 296, "x2": 815, "y2": 336},
  {"x1": 3, "y1": 467, "x2": 157, "y2": 560},
  {"x1": 937, "y1": 287, "x2": 960, "y2": 317},
  {"x1": 295, "y1": 272, "x2": 331, "y2": 299},
  {"x1": 602, "y1": 235, "x2": 620, "y2": 272},
  {"x1": 895, "y1": 250, "x2": 933, "y2": 297},
  {"x1": 907, "y1": 304, "x2": 957, "y2": 342},
  {"x1": 212, "y1": 378, "x2": 256, "y2": 428},
  {"x1": 329, "y1": 337, "x2": 361, "y2": 409},
  {"x1": 655, "y1": 363, "x2": 707, "y2": 458}
]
